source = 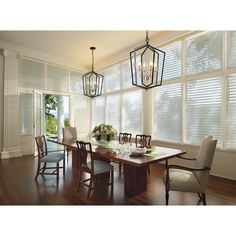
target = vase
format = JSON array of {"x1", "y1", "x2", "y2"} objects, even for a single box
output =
[{"x1": 96, "y1": 139, "x2": 109, "y2": 145}]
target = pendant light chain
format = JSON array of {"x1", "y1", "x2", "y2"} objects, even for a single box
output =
[
  {"x1": 91, "y1": 48, "x2": 94, "y2": 71},
  {"x1": 145, "y1": 30, "x2": 149, "y2": 44}
]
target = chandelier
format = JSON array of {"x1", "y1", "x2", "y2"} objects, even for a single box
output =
[
  {"x1": 130, "y1": 31, "x2": 166, "y2": 90},
  {"x1": 82, "y1": 47, "x2": 103, "y2": 98}
]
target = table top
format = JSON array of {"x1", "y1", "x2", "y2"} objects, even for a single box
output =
[{"x1": 48, "y1": 138, "x2": 186, "y2": 167}]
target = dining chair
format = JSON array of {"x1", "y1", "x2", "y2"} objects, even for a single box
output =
[
  {"x1": 76, "y1": 140, "x2": 114, "y2": 199},
  {"x1": 135, "y1": 134, "x2": 152, "y2": 148},
  {"x1": 135, "y1": 134, "x2": 152, "y2": 173},
  {"x1": 163, "y1": 135, "x2": 217, "y2": 205},
  {"x1": 35, "y1": 135, "x2": 65, "y2": 181},
  {"x1": 62, "y1": 126, "x2": 77, "y2": 158},
  {"x1": 114, "y1": 132, "x2": 132, "y2": 172}
]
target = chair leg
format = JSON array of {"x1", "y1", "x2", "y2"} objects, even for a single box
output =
[
  {"x1": 35, "y1": 162, "x2": 41, "y2": 180},
  {"x1": 76, "y1": 170, "x2": 82, "y2": 192},
  {"x1": 119, "y1": 162, "x2": 122, "y2": 172},
  {"x1": 56, "y1": 163, "x2": 59, "y2": 182},
  {"x1": 202, "y1": 193, "x2": 206, "y2": 205},
  {"x1": 147, "y1": 165, "x2": 150, "y2": 174},
  {"x1": 63, "y1": 157, "x2": 65, "y2": 176},
  {"x1": 165, "y1": 190, "x2": 169, "y2": 205},
  {"x1": 111, "y1": 170, "x2": 114, "y2": 195},
  {"x1": 42, "y1": 163, "x2": 47, "y2": 173},
  {"x1": 87, "y1": 177, "x2": 93, "y2": 199}
]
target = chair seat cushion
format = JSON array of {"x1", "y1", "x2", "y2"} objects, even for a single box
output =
[
  {"x1": 163, "y1": 169, "x2": 204, "y2": 193},
  {"x1": 88, "y1": 160, "x2": 113, "y2": 175},
  {"x1": 40, "y1": 152, "x2": 65, "y2": 163}
]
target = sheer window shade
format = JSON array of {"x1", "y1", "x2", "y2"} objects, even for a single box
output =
[
  {"x1": 227, "y1": 75, "x2": 236, "y2": 148},
  {"x1": 20, "y1": 59, "x2": 45, "y2": 89},
  {"x1": 19, "y1": 94, "x2": 33, "y2": 135},
  {"x1": 93, "y1": 97, "x2": 105, "y2": 127},
  {"x1": 106, "y1": 94, "x2": 121, "y2": 132},
  {"x1": 104, "y1": 64, "x2": 121, "y2": 92},
  {"x1": 227, "y1": 31, "x2": 236, "y2": 68},
  {"x1": 121, "y1": 60, "x2": 132, "y2": 88},
  {"x1": 122, "y1": 90, "x2": 142, "y2": 135},
  {"x1": 46, "y1": 65, "x2": 69, "y2": 93},
  {"x1": 187, "y1": 31, "x2": 222, "y2": 75},
  {"x1": 161, "y1": 42, "x2": 182, "y2": 80},
  {"x1": 186, "y1": 77, "x2": 222, "y2": 145},
  {"x1": 70, "y1": 71, "x2": 83, "y2": 94},
  {"x1": 153, "y1": 83, "x2": 182, "y2": 142}
]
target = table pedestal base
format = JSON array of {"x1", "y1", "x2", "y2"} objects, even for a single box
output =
[{"x1": 123, "y1": 164, "x2": 147, "y2": 196}]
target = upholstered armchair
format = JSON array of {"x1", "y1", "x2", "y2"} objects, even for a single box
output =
[{"x1": 163, "y1": 135, "x2": 217, "y2": 205}]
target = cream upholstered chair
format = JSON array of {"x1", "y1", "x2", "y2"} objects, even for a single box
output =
[
  {"x1": 163, "y1": 135, "x2": 217, "y2": 205},
  {"x1": 62, "y1": 126, "x2": 77, "y2": 157}
]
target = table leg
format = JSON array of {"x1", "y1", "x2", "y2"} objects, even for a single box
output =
[
  {"x1": 123, "y1": 164, "x2": 147, "y2": 196},
  {"x1": 72, "y1": 149, "x2": 80, "y2": 168}
]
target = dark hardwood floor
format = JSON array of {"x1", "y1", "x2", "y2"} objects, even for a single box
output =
[{"x1": 0, "y1": 155, "x2": 236, "y2": 205}]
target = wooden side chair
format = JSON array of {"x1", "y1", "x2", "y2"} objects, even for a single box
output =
[
  {"x1": 35, "y1": 135, "x2": 65, "y2": 181},
  {"x1": 135, "y1": 134, "x2": 152, "y2": 173},
  {"x1": 62, "y1": 126, "x2": 77, "y2": 158},
  {"x1": 115, "y1": 132, "x2": 132, "y2": 172},
  {"x1": 135, "y1": 134, "x2": 152, "y2": 148},
  {"x1": 76, "y1": 140, "x2": 114, "y2": 199},
  {"x1": 163, "y1": 135, "x2": 217, "y2": 205}
]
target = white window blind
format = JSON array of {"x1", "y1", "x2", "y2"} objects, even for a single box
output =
[
  {"x1": 186, "y1": 77, "x2": 222, "y2": 145},
  {"x1": 121, "y1": 60, "x2": 132, "y2": 89},
  {"x1": 226, "y1": 75, "x2": 236, "y2": 148},
  {"x1": 227, "y1": 31, "x2": 236, "y2": 68},
  {"x1": 70, "y1": 71, "x2": 83, "y2": 94},
  {"x1": 106, "y1": 94, "x2": 121, "y2": 132},
  {"x1": 20, "y1": 59, "x2": 45, "y2": 89},
  {"x1": 46, "y1": 65, "x2": 69, "y2": 93},
  {"x1": 187, "y1": 31, "x2": 222, "y2": 75},
  {"x1": 153, "y1": 83, "x2": 182, "y2": 142},
  {"x1": 122, "y1": 90, "x2": 142, "y2": 135},
  {"x1": 93, "y1": 97, "x2": 105, "y2": 127},
  {"x1": 161, "y1": 42, "x2": 182, "y2": 80},
  {"x1": 19, "y1": 94, "x2": 33, "y2": 135},
  {"x1": 104, "y1": 64, "x2": 121, "y2": 92}
]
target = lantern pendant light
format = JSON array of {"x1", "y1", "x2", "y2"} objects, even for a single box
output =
[
  {"x1": 82, "y1": 47, "x2": 103, "y2": 98},
  {"x1": 130, "y1": 31, "x2": 166, "y2": 90}
]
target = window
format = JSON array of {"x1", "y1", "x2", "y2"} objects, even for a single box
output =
[
  {"x1": 106, "y1": 94, "x2": 121, "y2": 132},
  {"x1": 93, "y1": 97, "x2": 105, "y2": 127},
  {"x1": 121, "y1": 60, "x2": 132, "y2": 88},
  {"x1": 46, "y1": 65, "x2": 69, "y2": 93},
  {"x1": 122, "y1": 90, "x2": 142, "y2": 135},
  {"x1": 186, "y1": 31, "x2": 222, "y2": 75},
  {"x1": 20, "y1": 59, "x2": 45, "y2": 89},
  {"x1": 226, "y1": 75, "x2": 236, "y2": 148},
  {"x1": 153, "y1": 83, "x2": 182, "y2": 142},
  {"x1": 161, "y1": 42, "x2": 182, "y2": 80},
  {"x1": 19, "y1": 94, "x2": 33, "y2": 135},
  {"x1": 186, "y1": 77, "x2": 222, "y2": 145},
  {"x1": 70, "y1": 71, "x2": 83, "y2": 94},
  {"x1": 104, "y1": 64, "x2": 121, "y2": 92},
  {"x1": 227, "y1": 31, "x2": 236, "y2": 68}
]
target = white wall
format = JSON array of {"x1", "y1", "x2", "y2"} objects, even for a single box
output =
[{"x1": 0, "y1": 52, "x2": 3, "y2": 154}]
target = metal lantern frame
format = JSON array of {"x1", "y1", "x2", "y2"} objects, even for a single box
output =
[
  {"x1": 130, "y1": 31, "x2": 166, "y2": 90},
  {"x1": 82, "y1": 47, "x2": 103, "y2": 98}
]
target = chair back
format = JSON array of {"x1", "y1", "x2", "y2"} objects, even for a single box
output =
[
  {"x1": 35, "y1": 135, "x2": 48, "y2": 159},
  {"x1": 195, "y1": 135, "x2": 217, "y2": 189},
  {"x1": 62, "y1": 127, "x2": 77, "y2": 141},
  {"x1": 76, "y1": 140, "x2": 94, "y2": 174},
  {"x1": 135, "y1": 134, "x2": 151, "y2": 148},
  {"x1": 119, "y1": 132, "x2": 132, "y2": 144}
]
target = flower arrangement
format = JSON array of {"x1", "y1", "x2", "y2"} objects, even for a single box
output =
[{"x1": 92, "y1": 124, "x2": 117, "y2": 142}]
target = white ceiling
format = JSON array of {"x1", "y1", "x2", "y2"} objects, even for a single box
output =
[{"x1": 0, "y1": 31, "x2": 164, "y2": 71}]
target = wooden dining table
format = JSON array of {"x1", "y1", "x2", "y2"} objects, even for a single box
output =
[{"x1": 48, "y1": 138, "x2": 186, "y2": 196}]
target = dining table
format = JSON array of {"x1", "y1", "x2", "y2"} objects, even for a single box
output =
[{"x1": 48, "y1": 138, "x2": 186, "y2": 196}]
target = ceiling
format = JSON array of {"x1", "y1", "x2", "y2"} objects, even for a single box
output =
[{"x1": 0, "y1": 31, "x2": 163, "y2": 71}]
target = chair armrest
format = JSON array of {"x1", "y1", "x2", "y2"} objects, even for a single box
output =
[
  {"x1": 176, "y1": 155, "x2": 197, "y2": 161},
  {"x1": 167, "y1": 164, "x2": 210, "y2": 172}
]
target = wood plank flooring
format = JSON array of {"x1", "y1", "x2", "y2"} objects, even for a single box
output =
[{"x1": 0, "y1": 155, "x2": 236, "y2": 205}]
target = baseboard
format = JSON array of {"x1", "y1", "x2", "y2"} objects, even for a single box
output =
[{"x1": 1, "y1": 147, "x2": 22, "y2": 159}]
